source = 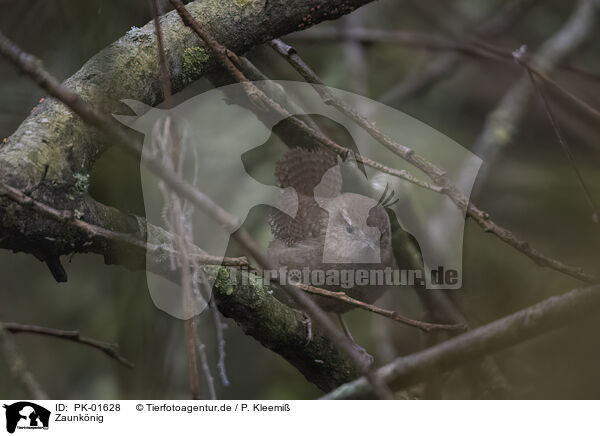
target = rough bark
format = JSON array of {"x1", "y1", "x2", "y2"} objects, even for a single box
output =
[{"x1": 211, "y1": 267, "x2": 359, "y2": 391}]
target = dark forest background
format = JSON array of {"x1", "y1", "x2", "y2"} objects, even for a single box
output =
[{"x1": 0, "y1": 0, "x2": 599, "y2": 399}]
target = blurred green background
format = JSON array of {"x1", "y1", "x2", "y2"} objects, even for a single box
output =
[{"x1": 0, "y1": 0, "x2": 599, "y2": 399}]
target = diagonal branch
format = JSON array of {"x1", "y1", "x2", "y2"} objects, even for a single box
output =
[
  {"x1": 322, "y1": 283, "x2": 600, "y2": 399},
  {"x1": 520, "y1": 59, "x2": 599, "y2": 222},
  {"x1": 295, "y1": 283, "x2": 467, "y2": 332}
]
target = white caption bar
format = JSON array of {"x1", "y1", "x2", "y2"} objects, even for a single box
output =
[{"x1": 1, "y1": 400, "x2": 597, "y2": 435}]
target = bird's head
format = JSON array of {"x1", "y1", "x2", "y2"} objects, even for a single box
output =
[{"x1": 318, "y1": 193, "x2": 392, "y2": 263}]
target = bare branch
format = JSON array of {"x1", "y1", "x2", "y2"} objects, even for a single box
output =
[
  {"x1": 294, "y1": 282, "x2": 467, "y2": 332},
  {"x1": 210, "y1": 299, "x2": 230, "y2": 387},
  {"x1": 196, "y1": 341, "x2": 217, "y2": 400},
  {"x1": 322, "y1": 283, "x2": 600, "y2": 399},
  {"x1": 290, "y1": 28, "x2": 472, "y2": 51},
  {"x1": 3, "y1": 322, "x2": 134, "y2": 368}
]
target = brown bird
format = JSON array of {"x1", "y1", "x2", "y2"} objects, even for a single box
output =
[{"x1": 267, "y1": 146, "x2": 397, "y2": 315}]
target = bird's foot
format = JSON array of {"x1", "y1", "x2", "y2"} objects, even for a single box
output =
[
  {"x1": 337, "y1": 314, "x2": 374, "y2": 368},
  {"x1": 351, "y1": 341, "x2": 374, "y2": 369}
]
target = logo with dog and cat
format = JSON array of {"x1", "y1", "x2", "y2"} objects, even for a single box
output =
[{"x1": 3, "y1": 402, "x2": 50, "y2": 434}]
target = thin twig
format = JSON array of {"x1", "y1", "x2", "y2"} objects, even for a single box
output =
[
  {"x1": 298, "y1": 283, "x2": 467, "y2": 332},
  {"x1": 4, "y1": 322, "x2": 134, "y2": 368},
  {"x1": 183, "y1": 313, "x2": 201, "y2": 399},
  {"x1": 532, "y1": 67, "x2": 600, "y2": 125},
  {"x1": 151, "y1": 0, "x2": 173, "y2": 107},
  {"x1": 563, "y1": 64, "x2": 600, "y2": 82},
  {"x1": 521, "y1": 59, "x2": 599, "y2": 222},
  {"x1": 173, "y1": 167, "x2": 202, "y2": 400},
  {"x1": 192, "y1": 317, "x2": 217, "y2": 400},
  {"x1": 290, "y1": 28, "x2": 484, "y2": 52},
  {"x1": 209, "y1": 299, "x2": 230, "y2": 386}
]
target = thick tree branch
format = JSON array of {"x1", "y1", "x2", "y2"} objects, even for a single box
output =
[
  {"x1": 0, "y1": 180, "x2": 248, "y2": 279},
  {"x1": 211, "y1": 267, "x2": 360, "y2": 392}
]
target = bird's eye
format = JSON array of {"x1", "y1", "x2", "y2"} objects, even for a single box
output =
[{"x1": 346, "y1": 224, "x2": 354, "y2": 234}]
